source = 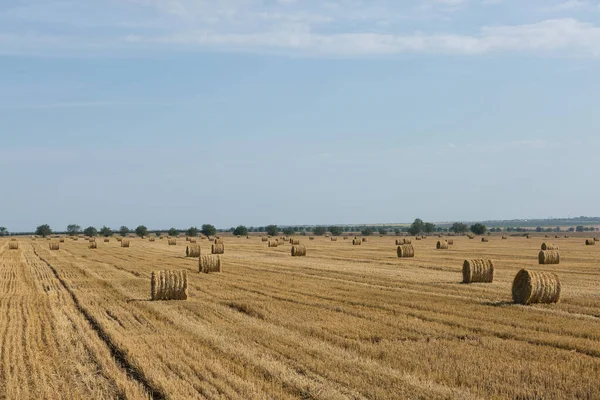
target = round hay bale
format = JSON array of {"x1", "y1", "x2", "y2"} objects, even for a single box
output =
[
  {"x1": 512, "y1": 269, "x2": 560, "y2": 305},
  {"x1": 151, "y1": 270, "x2": 188, "y2": 300},
  {"x1": 462, "y1": 259, "x2": 494, "y2": 283},
  {"x1": 211, "y1": 243, "x2": 225, "y2": 254},
  {"x1": 436, "y1": 240, "x2": 448, "y2": 250},
  {"x1": 397, "y1": 244, "x2": 415, "y2": 258},
  {"x1": 8, "y1": 242, "x2": 19, "y2": 250},
  {"x1": 447, "y1": 240, "x2": 454, "y2": 245},
  {"x1": 121, "y1": 240, "x2": 130, "y2": 248},
  {"x1": 268, "y1": 240, "x2": 278, "y2": 248},
  {"x1": 262, "y1": 237, "x2": 268, "y2": 242},
  {"x1": 526, "y1": 235, "x2": 531, "y2": 239},
  {"x1": 415, "y1": 237, "x2": 422, "y2": 241},
  {"x1": 189, "y1": 239, "x2": 196, "y2": 243},
  {"x1": 291, "y1": 245, "x2": 307, "y2": 257},
  {"x1": 502, "y1": 236, "x2": 507, "y2": 240},
  {"x1": 352, "y1": 239, "x2": 361, "y2": 245},
  {"x1": 564, "y1": 235, "x2": 569, "y2": 238},
  {"x1": 104, "y1": 238, "x2": 110, "y2": 242},
  {"x1": 343, "y1": 236, "x2": 348, "y2": 240},
  {"x1": 541, "y1": 243, "x2": 558, "y2": 250},
  {"x1": 149, "y1": 237, "x2": 155, "y2": 242},
  {"x1": 555, "y1": 235, "x2": 559, "y2": 239},
  {"x1": 331, "y1": 237, "x2": 338, "y2": 242},
  {"x1": 539, "y1": 250, "x2": 560, "y2": 265},
  {"x1": 89, "y1": 241, "x2": 97, "y2": 249},
  {"x1": 49, "y1": 242, "x2": 60, "y2": 251},
  {"x1": 59, "y1": 238, "x2": 65, "y2": 243},
  {"x1": 186, "y1": 244, "x2": 201, "y2": 258},
  {"x1": 395, "y1": 239, "x2": 406, "y2": 245},
  {"x1": 199, "y1": 255, "x2": 222, "y2": 274},
  {"x1": 481, "y1": 237, "x2": 489, "y2": 242},
  {"x1": 362, "y1": 238, "x2": 368, "y2": 242},
  {"x1": 290, "y1": 239, "x2": 300, "y2": 245},
  {"x1": 309, "y1": 237, "x2": 315, "y2": 240},
  {"x1": 214, "y1": 238, "x2": 224, "y2": 245},
  {"x1": 585, "y1": 239, "x2": 595, "y2": 245},
  {"x1": 168, "y1": 239, "x2": 177, "y2": 246}
]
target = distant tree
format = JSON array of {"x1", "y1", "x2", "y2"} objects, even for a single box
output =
[
  {"x1": 256, "y1": 227, "x2": 265, "y2": 233},
  {"x1": 0, "y1": 227, "x2": 7, "y2": 236},
  {"x1": 378, "y1": 228, "x2": 388, "y2": 235},
  {"x1": 233, "y1": 225, "x2": 249, "y2": 236},
  {"x1": 361, "y1": 227, "x2": 374, "y2": 236},
  {"x1": 329, "y1": 226, "x2": 344, "y2": 236},
  {"x1": 266, "y1": 225, "x2": 279, "y2": 236},
  {"x1": 119, "y1": 226, "x2": 130, "y2": 236},
  {"x1": 470, "y1": 223, "x2": 487, "y2": 235},
  {"x1": 449, "y1": 222, "x2": 467, "y2": 234},
  {"x1": 394, "y1": 228, "x2": 401, "y2": 235},
  {"x1": 568, "y1": 227, "x2": 575, "y2": 232},
  {"x1": 200, "y1": 224, "x2": 216, "y2": 237},
  {"x1": 536, "y1": 226, "x2": 543, "y2": 232},
  {"x1": 555, "y1": 226, "x2": 561, "y2": 232},
  {"x1": 100, "y1": 226, "x2": 113, "y2": 237},
  {"x1": 66, "y1": 224, "x2": 81, "y2": 236},
  {"x1": 187, "y1": 226, "x2": 200, "y2": 237},
  {"x1": 424, "y1": 223, "x2": 436, "y2": 234},
  {"x1": 576, "y1": 225, "x2": 585, "y2": 232},
  {"x1": 313, "y1": 226, "x2": 327, "y2": 236},
  {"x1": 407, "y1": 219, "x2": 425, "y2": 236},
  {"x1": 36, "y1": 224, "x2": 52, "y2": 238},
  {"x1": 168, "y1": 227, "x2": 179, "y2": 237},
  {"x1": 83, "y1": 226, "x2": 98, "y2": 237},
  {"x1": 135, "y1": 225, "x2": 148, "y2": 237},
  {"x1": 282, "y1": 227, "x2": 295, "y2": 236}
]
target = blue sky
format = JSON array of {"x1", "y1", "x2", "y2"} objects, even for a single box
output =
[{"x1": 1, "y1": 0, "x2": 600, "y2": 232}]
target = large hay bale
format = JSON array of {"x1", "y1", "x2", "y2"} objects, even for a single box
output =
[
  {"x1": 585, "y1": 239, "x2": 595, "y2": 246},
  {"x1": 214, "y1": 238, "x2": 224, "y2": 245},
  {"x1": 268, "y1": 240, "x2": 278, "y2": 248},
  {"x1": 121, "y1": 240, "x2": 130, "y2": 248},
  {"x1": 539, "y1": 250, "x2": 560, "y2": 265},
  {"x1": 8, "y1": 242, "x2": 19, "y2": 250},
  {"x1": 397, "y1": 244, "x2": 415, "y2": 258},
  {"x1": 211, "y1": 243, "x2": 225, "y2": 254},
  {"x1": 352, "y1": 239, "x2": 361, "y2": 245},
  {"x1": 168, "y1": 239, "x2": 177, "y2": 246},
  {"x1": 541, "y1": 243, "x2": 558, "y2": 250},
  {"x1": 512, "y1": 269, "x2": 560, "y2": 305},
  {"x1": 199, "y1": 255, "x2": 222, "y2": 273},
  {"x1": 89, "y1": 241, "x2": 97, "y2": 249},
  {"x1": 291, "y1": 245, "x2": 307, "y2": 257},
  {"x1": 186, "y1": 244, "x2": 201, "y2": 257},
  {"x1": 436, "y1": 240, "x2": 448, "y2": 250},
  {"x1": 462, "y1": 259, "x2": 494, "y2": 283},
  {"x1": 290, "y1": 239, "x2": 300, "y2": 245},
  {"x1": 49, "y1": 242, "x2": 60, "y2": 251},
  {"x1": 150, "y1": 270, "x2": 188, "y2": 301},
  {"x1": 481, "y1": 237, "x2": 489, "y2": 242}
]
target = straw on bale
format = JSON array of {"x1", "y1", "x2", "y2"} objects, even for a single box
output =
[
  {"x1": 186, "y1": 244, "x2": 201, "y2": 257},
  {"x1": 541, "y1": 243, "x2": 558, "y2": 250},
  {"x1": 397, "y1": 244, "x2": 415, "y2": 258},
  {"x1": 481, "y1": 237, "x2": 489, "y2": 242},
  {"x1": 331, "y1": 237, "x2": 338, "y2": 242},
  {"x1": 212, "y1": 243, "x2": 225, "y2": 254},
  {"x1": 8, "y1": 242, "x2": 19, "y2": 250},
  {"x1": 49, "y1": 242, "x2": 60, "y2": 251},
  {"x1": 290, "y1": 239, "x2": 300, "y2": 245},
  {"x1": 104, "y1": 238, "x2": 110, "y2": 242},
  {"x1": 352, "y1": 239, "x2": 361, "y2": 245},
  {"x1": 168, "y1": 239, "x2": 177, "y2": 246},
  {"x1": 268, "y1": 240, "x2": 278, "y2": 248},
  {"x1": 291, "y1": 245, "x2": 307, "y2": 257},
  {"x1": 262, "y1": 237, "x2": 268, "y2": 242},
  {"x1": 436, "y1": 240, "x2": 448, "y2": 250},
  {"x1": 214, "y1": 238, "x2": 224, "y2": 245},
  {"x1": 199, "y1": 255, "x2": 222, "y2": 273},
  {"x1": 462, "y1": 259, "x2": 494, "y2": 283},
  {"x1": 539, "y1": 250, "x2": 560, "y2": 265},
  {"x1": 447, "y1": 240, "x2": 454, "y2": 245},
  {"x1": 89, "y1": 241, "x2": 97, "y2": 249},
  {"x1": 585, "y1": 239, "x2": 595, "y2": 245},
  {"x1": 121, "y1": 240, "x2": 130, "y2": 248},
  {"x1": 512, "y1": 269, "x2": 560, "y2": 305},
  {"x1": 150, "y1": 270, "x2": 188, "y2": 301}
]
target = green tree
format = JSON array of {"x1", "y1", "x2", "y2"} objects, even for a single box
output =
[
  {"x1": 424, "y1": 223, "x2": 436, "y2": 234},
  {"x1": 282, "y1": 227, "x2": 295, "y2": 236},
  {"x1": 119, "y1": 226, "x2": 130, "y2": 236},
  {"x1": 407, "y1": 219, "x2": 425, "y2": 236},
  {"x1": 233, "y1": 225, "x2": 249, "y2": 236},
  {"x1": 66, "y1": 224, "x2": 81, "y2": 236},
  {"x1": 329, "y1": 226, "x2": 344, "y2": 236},
  {"x1": 187, "y1": 226, "x2": 200, "y2": 237},
  {"x1": 0, "y1": 227, "x2": 7, "y2": 236},
  {"x1": 449, "y1": 222, "x2": 468, "y2": 234},
  {"x1": 361, "y1": 227, "x2": 374, "y2": 236},
  {"x1": 470, "y1": 223, "x2": 487, "y2": 235},
  {"x1": 36, "y1": 224, "x2": 52, "y2": 238},
  {"x1": 201, "y1": 224, "x2": 217, "y2": 237},
  {"x1": 168, "y1": 227, "x2": 179, "y2": 237},
  {"x1": 135, "y1": 225, "x2": 148, "y2": 237},
  {"x1": 313, "y1": 226, "x2": 327, "y2": 236},
  {"x1": 394, "y1": 228, "x2": 401, "y2": 235},
  {"x1": 576, "y1": 225, "x2": 585, "y2": 232},
  {"x1": 83, "y1": 226, "x2": 98, "y2": 237},
  {"x1": 378, "y1": 228, "x2": 388, "y2": 235},
  {"x1": 266, "y1": 225, "x2": 279, "y2": 236},
  {"x1": 100, "y1": 226, "x2": 113, "y2": 237}
]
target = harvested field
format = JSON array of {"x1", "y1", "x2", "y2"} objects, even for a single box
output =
[{"x1": 0, "y1": 235, "x2": 600, "y2": 399}]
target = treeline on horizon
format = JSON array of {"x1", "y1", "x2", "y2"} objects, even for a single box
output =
[{"x1": 2, "y1": 218, "x2": 598, "y2": 238}]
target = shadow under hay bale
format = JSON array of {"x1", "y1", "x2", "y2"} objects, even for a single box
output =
[
  {"x1": 186, "y1": 244, "x2": 201, "y2": 258},
  {"x1": 199, "y1": 255, "x2": 222, "y2": 274},
  {"x1": 151, "y1": 270, "x2": 188, "y2": 300},
  {"x1": 211, "y1": 243, "x2": 225, "y2": 254},
  {"x1": 512, "y1": 269, "x2": 560, "y2": 305},
  {"x1": 539, "y1": 250, "x2": 560, "y2": 265},
  {"x1": 462, "y1": 259, "x2": 494, "y2": 283},
  {"x1": 291, "y1": 245, "x2": 307, "y2": 257},
  {"x1": 397, "y1": 244, "x2": 414, "y2": 258}
]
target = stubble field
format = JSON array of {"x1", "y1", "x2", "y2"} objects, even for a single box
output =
[{"x1": 0, "y1": 234, "x2": 599, "y2": 399}]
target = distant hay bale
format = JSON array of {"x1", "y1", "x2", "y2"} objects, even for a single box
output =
[
  {"x1": 290, "y1": 239, "x2": 300, "y2": 245},
  {"x1": 352, "y1": 239, "x2": 361, "y2": 245},
  {"x1": 211, "y1": 243, "x2": 225, "y2": 254},
  {"x1": 186, "y1": 244, "x2": 201, "y2": 257},
  {"x1": 447, "y1": 240, "x2": 454, "y2": 245},
  {"x1": 564, "y1": 235, "x2": 569, "y2": 238},
  {"x1": 189, "y1": 239, "x2": 196, "y2": 243},
  {"x1": 331, "y1": 237, "x2": 338, "y2": 242},
  {"x1": 362, "y1": 238, "x2": 368, "y2": 242},
  {"x1": 467, "y1": 234, "x2": 475, "y2": 239},
  {"x1": 150, "y1": 270, "x2": 188, "y2": 301},
  {"x1": 121, "y1": 240, "x2": 130, "y2": 248},
  {"x1": 343, "y1": 236, "x2": 348, "y2": 240},
  {"x1": 502, "y1": 236, "x2": 507, "y2": 240},
  {"x1": 595, "y1": 238, "x2": 599, "y2": 242},
  {"x1": 168, "y1": 239, "x2": 177, "y2": 246},
  {"x1": 214, "y1": 238, "x2": 224, "y2": 245},
  {"x1": 59, "y1": 238, "x2": 65, "y2": 243},
  {"x1": 89, "y1": 241, "x2": 97, "y2": 249},
  {"x1": 291, "y1": 245, "x2": 307, "y2": 257},
  {"x1": 481, "y1": 237, "x2": 489, "y2": 242},
  {"x1": 555, "y1": 235, "x2": 559, "y2": 239},
  {"x1": 10, "y1": 238, "x2": 16, "y2": 241},
  {"x1": 541, "y1": 243, "x2": 558, "y2": 250},
  {"x1": 436, "y1": 240, "x2": 448, "y2": 250},
  {"x1": 262, "y1": 237, "x2": 268, "y2": 242},
  {"x1": 309, "y1": 237, "x2": 315, "y2": 240},
  {"x1": 8, "y1": 242, "x2": 18, "y2": 250},
  {"x1": 49, "y1": 242, "x2": 60, "y2": 251},
  {"x1": 104, "y1": 238, "x2": 110, "y2": 242},
  {"x1": 512, "y1": 269, "x2": 560, "y2": 305},
  {"x1": 199, "y1": 255, "x2": 222, "y2": 274},
  {"x1": 395, "y1": 239, "x2": 405, "y2": 245},
  {"x1": 397, "y1": 244, "x2": 415, "y2": 258},
  {"x1": 415, "y1": 237, "x2": 422, "y2": 241},
  {"x1": 89, "y1": 238, "x2": 96, "y2": 242},
  {"x1": 159, "y1": 236, "x2": 164, "y2": 239},
  {"x1": 585, "y1": 239, "x2": 595, "y2": 246},
  {"x1": 462, "y1": 259, "x2": 494, "y2": 283},
  {"x1": 116, "y1": 237, "x2": 122, "y2": 242},
  {"x1": 268, "y1": 240, "x2": 278, "y2": 248},
  {"x1": 526, "y1": 235, "x2": 531, "y2": 239},
  {"x1": 149, "y1": 237, "x2": 155, "y2": 242},
  {"x1": 539, "y1": 250, "x2": 560, "y2": 265}
]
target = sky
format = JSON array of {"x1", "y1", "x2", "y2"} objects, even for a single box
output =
[{"x1": 1, "y1": 0, "x2": 600, "y2": 232}]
